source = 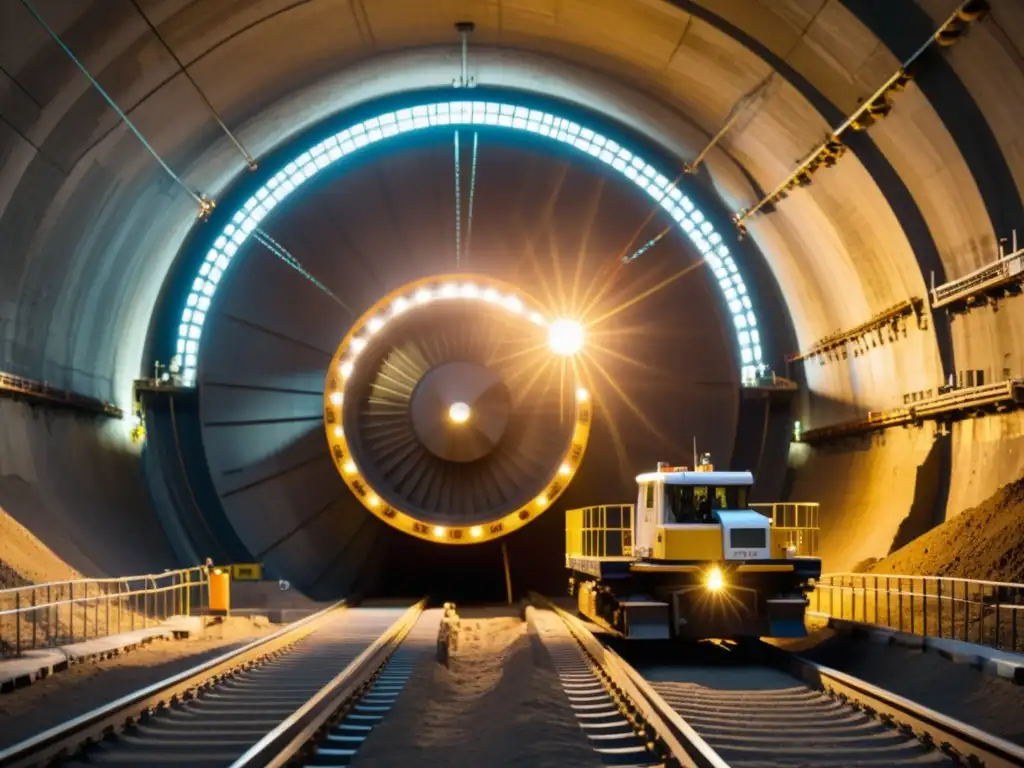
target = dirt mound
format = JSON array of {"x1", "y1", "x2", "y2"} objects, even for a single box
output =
[{"x1": 867, "y1": 475, "x2": 1024, "y2": 582}]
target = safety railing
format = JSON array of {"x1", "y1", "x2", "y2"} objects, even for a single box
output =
[
  {"x1": 811, "y1": 573, "x2": 1023, "y2": 654},
  {"x1": 566, "y1": 504, "x2": 634, "y2": 559},
  {"x1": 750, "y1": 502, "x2": 820, "y2": 557},
  {"x1": 0, "y1": 566, "x2": 210, "y2": 658}
]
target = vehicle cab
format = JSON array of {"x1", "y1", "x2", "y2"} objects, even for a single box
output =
[{"x1": 634, "y1": 461, "x2": 776, "y2": 562}]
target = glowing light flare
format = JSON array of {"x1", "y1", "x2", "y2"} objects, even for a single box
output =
[
  {"x1": 342, "y1": 461, "x2": 357, "y2": 475},
  {"x1": 559, "y1": 463, "x2": 572, "y2": 476},
  {"x1": 329, "y1": 391, "x2": 343, "y2": 406},
  {"x1": 448, "y1": 401, "x2": 471, "y2": 424},
  {"x1": 576, "y1": 387, "x2": 589, "y2": 402},
  {"x1": 548, "y1": 318, "x2": 585, "y2": 356},
  {"x1": 470, "y1": 526, "x2": 483, "y2": 539},
  {"x1": 433, "y1": 526, "x2": 446, "y2": 538},
  {"x1": 705, "y1": 566, "x2": 725, "y2": 592}
]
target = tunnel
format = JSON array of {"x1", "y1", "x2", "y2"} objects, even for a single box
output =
[{"x1": 1, "y1": 0, "x2": 1023, "y2": 604}]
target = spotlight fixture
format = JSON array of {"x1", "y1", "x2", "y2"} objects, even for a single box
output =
[
  {"x1": 448, "y1": 401, "x2": 471, "y2": 424},
  {"x1": 548, "y1": 319, "x2": 584, "y2": 356}
]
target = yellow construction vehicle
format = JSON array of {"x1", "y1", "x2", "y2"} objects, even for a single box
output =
[{"x1": 565, "y1": 460, "x2": 821, "y2": 639}]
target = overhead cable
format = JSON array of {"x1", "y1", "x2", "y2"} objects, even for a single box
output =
[
  {"x1": 252, "y1": 228, "x2": 353, "y2": 314},
  {"x1": 20, "y1": 0, "x2": 214, "y2": 218},
  {"x1": 127, "y1": 0, "x2": 257, "y2": 170}
]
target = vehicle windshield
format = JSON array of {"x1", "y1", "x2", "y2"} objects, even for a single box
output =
[{"x1": 664, "y1": 485, "x2": 748, "y2": 524}]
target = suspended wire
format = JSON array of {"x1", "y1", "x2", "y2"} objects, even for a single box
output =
[
  {"x1": 464, "y1": 132, "x2": 479, "y2": 265},
  {"x1": 19, "y1": 0, "x2": 210, "y2": 213},
  {"x1": 252, "y1": 228, "x2": 353, "y2": 315},
  {"x1": 126, "y1": 0, "x2": 257, "y2": 170},
  {"x1": 454, "y1": 131, "x2": 462, "y2": 268},
  {"x1": 622, "y1": 228, "x2": 671, "y2": 264}
]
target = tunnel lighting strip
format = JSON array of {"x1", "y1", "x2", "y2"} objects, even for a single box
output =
[
  {"x1": 176, "y1": 100, "x2": 762, "y2": 386},
  {"x1": 324, "y1": 274, "x2": 593, "y2": 545}
]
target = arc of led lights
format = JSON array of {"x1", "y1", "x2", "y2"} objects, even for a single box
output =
[
  {"x1": 324, "y1": 274, "x2": 592, "y2": 545},
  {"x1": 175, "y1": 100, "x2": 763, "y2": 388}
]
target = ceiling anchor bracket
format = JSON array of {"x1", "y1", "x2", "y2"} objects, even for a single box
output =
[{"x1": 453, "y1": 21, "x2": 477, "y2": 88}]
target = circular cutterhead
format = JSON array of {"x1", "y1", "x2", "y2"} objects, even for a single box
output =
[{"x1": 324, "y1": 275, "x2": 591, "y2": 544}]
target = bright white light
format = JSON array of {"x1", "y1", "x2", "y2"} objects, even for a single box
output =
[
  {"x1": 706, "y1": 566, "x2": 725, "y2": 592},
  {"x1": 461, "y1": 283, "x2": 479, "y2": 298},
  {"x1": 367, "y1": 317, "x2": 384, "y2": 334},
  {"x1": 559, "y1": 463, "x2": 572, "y2": 476},
  {"x1": 433, "y1": 526, "x2": 446, "y2": 538},
  {"x1": 505, "y1": 296, "x2": 523, "y2": 314},
  {"x1": 392, "y1": 297, "x2": 410, "y2": 314},
  {"x1": 576, "y1": 387, "x2": 589, "y2": 402},
  {"x1": 177, "y1": 100, "x2": 760, "y2": 386},
  {"x1": 548, "y1": 319, "x2": 584, "y2": 356},
  {"x1": 329, "y1": 391, "x2": 343, "y2": 406},
  {"x1": 334, "y1": 425, "x2": 344, "y2": 438},
  {"x1": 340, "y1": 361, "x2": 354, "y2": 378},
  {"x1": 529, "y1": 312, "x2": 546, "y2": 326},
  {"x1": 440, "y1": 283, "x2": 459, "y2": 298},
  {"x1": 351, "y1": 337, "x2": 366, "y2": 353},
  {"x1": 448, "y1": 401, "x2": 471, "y2": 424}
]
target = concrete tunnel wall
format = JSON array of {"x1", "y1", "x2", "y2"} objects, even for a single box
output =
[{"x1": 0, "y1": 0, "x2": 1023, "y2": 583}]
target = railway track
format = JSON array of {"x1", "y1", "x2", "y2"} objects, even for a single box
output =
[
  {"x1": 0, "y1": 600, "x2": 427, "y2": 768},
  {"x1": 534, "y1": 595, "x2": 1024, "y2": 768}
]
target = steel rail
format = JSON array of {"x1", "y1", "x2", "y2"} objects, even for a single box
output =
[
  {"x1": 0, "y1": 600, "x2": 349, "y2": 767},
  {"x1": 769, "y1": 647, "x2": 1024, "y2": 768},
  {"x1": 531, "y1": 593, "x2": 729, "y2": 768},
  {"x1": 229, "y1": 598, "x2": 427, "y2": 767}
]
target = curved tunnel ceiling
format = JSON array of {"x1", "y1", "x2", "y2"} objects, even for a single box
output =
[
  {"x1": 173, "y1": 97, "x2": 764, "y2": 386},
  {"x1": 1, "y1": 0, "x2": 1023, "y2": 585}
]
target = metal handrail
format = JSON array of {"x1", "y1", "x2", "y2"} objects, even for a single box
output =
[
  {"x1": 0, "y1": 565, "x2": 210, "y2": 658},
  {"x1": 0, "y1": 565, "x2": 205, "y2": 596},
  {"x1": 230, "y1": 599, "x2": 427, "y2": 767},
  {"x1": 813, "y1": 573, "x2": 1023, "y2": 653}
]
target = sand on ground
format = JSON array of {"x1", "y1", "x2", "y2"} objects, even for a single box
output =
[
  {"x1": 861, "y1": 475, "x2": 1024, "y2": 582},
  {"x1": 352, "y1": 606, "x2": 603, "y2": 768},
  {"x1": 0, "y1": 615, "x2": 274, "y2": 748}
]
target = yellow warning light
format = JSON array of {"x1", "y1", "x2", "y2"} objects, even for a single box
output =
[
  {"x1": 433, "y1": 526, "x2": 446, "y2": 538},
  {"x1": 535, "y1": 494, "x2": 548, "y2": 507},
  {"x1": 470, "y1": 526, "x2": 482, "y2": 538},
  {"x1": 329, "y1": 391, "x2": 343, "y2": 406},
  {"x1": 576, "y1": 387, "x2": 589, "y2": 402},
  {"x1": 367, "y1": 494, "x2": 380, "y2": 507},
  {"x1": 343, "y1": 461, "x2": 357, "y2": 475},
  {"x1": 334, "y1": 425, "x2": 344, "y2": 438},
  {"x1": 559, "y1": 463, "x2": 572, "y2": 476}
]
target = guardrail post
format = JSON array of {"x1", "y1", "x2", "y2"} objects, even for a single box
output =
[
  {"x1": 15, "y1": 591, "x2": 21, "y2": 656},
  {"x1": 898, "y1": 577, "x2": 903, "y2": 632},
  {"x1": 69, "y1": 582, "x2": 74, "y2": 642},
  {"x1": 994, "y1": 596, "x2": 1000, "y2": 649},
  {"x1": 910, "y1": 577, "x2": 916, "y2": 635},
  {"x1": 885, "y1": 576, "x2": 891, "y2": 628},
  {"x1": 922, "y1": 577, "x2": 928, "y2": 637},
  {"x1": 46, "y1": 584, "x2": 52, "y2": 647},
  {"x1": 30, "y1": 588, "x2": 36, "y2": 650},
  {"x1": 962, "y1": 581, "x2": 968, "y2": 643},
  {"x1": 93, "y1": 582, "x2": 99, "y2": 639}
]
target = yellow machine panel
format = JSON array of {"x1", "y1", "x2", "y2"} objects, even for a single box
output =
[
  {"x1": 654, "y1": 525, "x2": 723, "y2": 560},
  {"x1": 231, "y1": 563, "x2": 263, "y2": 581}
]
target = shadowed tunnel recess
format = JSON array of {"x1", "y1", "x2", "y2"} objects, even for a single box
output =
[{"x1": 187, "y1": 132, "x2": 744, "y2": 601}]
